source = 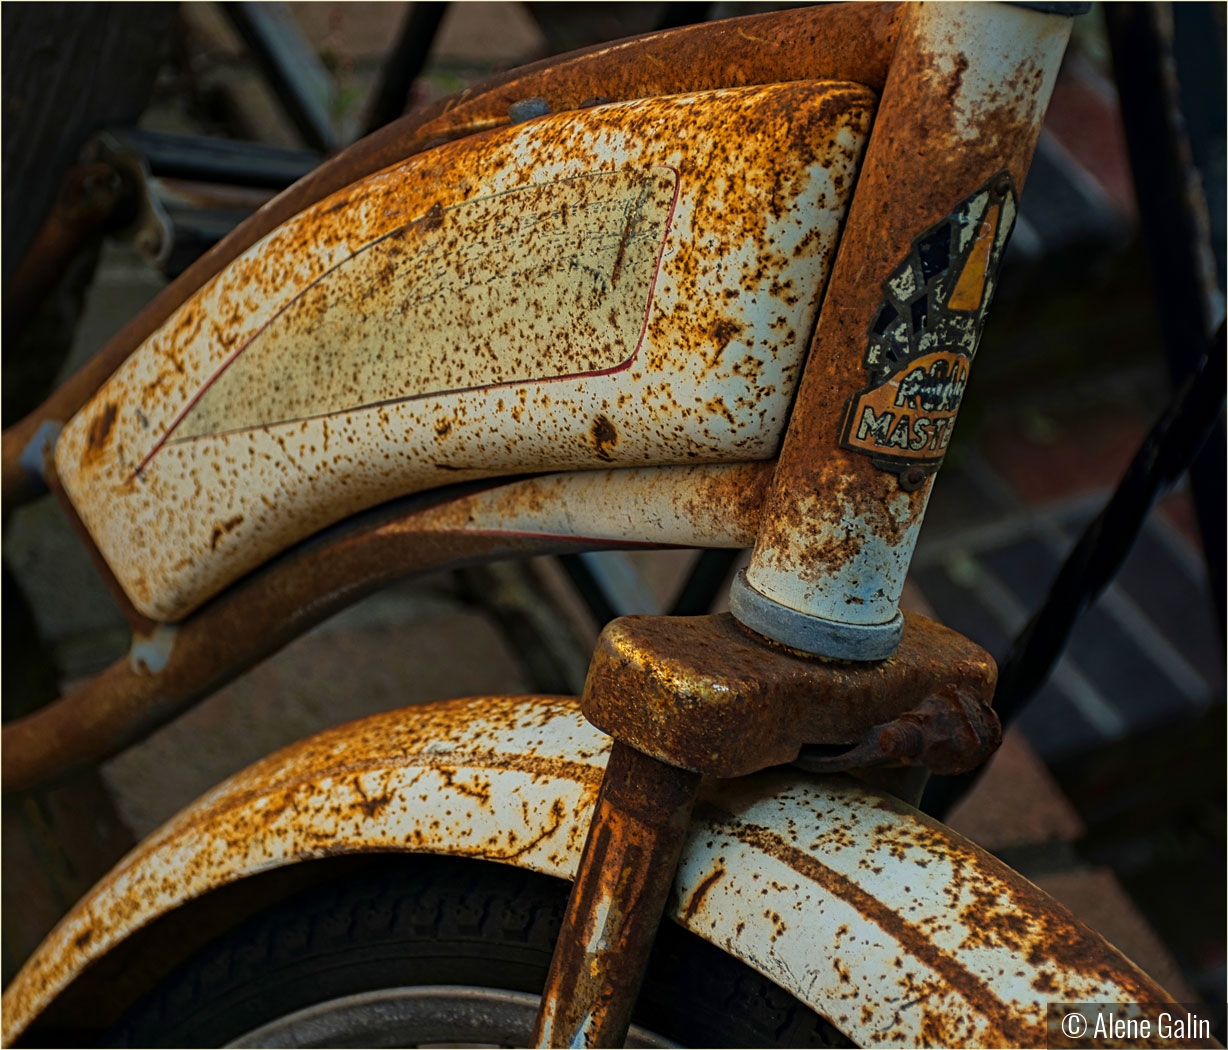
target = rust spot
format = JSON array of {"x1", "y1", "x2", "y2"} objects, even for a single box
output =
[
  {"x1": 610, "y1": 204, "x2": 635, "y2": 287},
  {"x1": 209, "y1": 515, "x2": 244, "y2": 551},
  {"x1": 947, "y1": 52, "x2": 970, "y2": 102},
  {"x1": 351, "y1": 776, "x2": 393, "y2": 820},
  {"x1": 434, "y1": 419, "x2": 452, "y2": 439},
  {"x1": 438, "y1": 767, "x2": 493, "y2": 806},
  {"x1": 710, "y1": 317, "x2": 741, "y2": 351},
  {"x1": 701, "y1": 316, "x2": 744, "y2": 377},
  {"x1": 591, "y1": 414, "x2": 618, "y2": 461},
  {"x1": 1032, "y1": 970, "x2": 1058, "y2": 994},
  {"x1": 420, "y1": 201, "x2": 445, "y2": 231}
]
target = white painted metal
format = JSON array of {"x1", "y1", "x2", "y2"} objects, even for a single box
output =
[
  {"x1": 420, "y1": 462, "x2": 772, "y2": 549},
  {"x1": 918, "y1": 3, "x2": 1072, "y2": 145}
]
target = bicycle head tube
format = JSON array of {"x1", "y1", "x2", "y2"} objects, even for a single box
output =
[{"x1": 731, "y1": 2, "x2": 1076, "y2": 661}]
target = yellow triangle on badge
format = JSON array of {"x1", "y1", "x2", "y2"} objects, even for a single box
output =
[{"x1": 947, "y1": 203, "x2": 1000, "y2": 311}]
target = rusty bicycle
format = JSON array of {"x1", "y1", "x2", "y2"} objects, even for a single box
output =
[{"x1": 1, "y1": 3, "x2": 1214, "y2": 1047}]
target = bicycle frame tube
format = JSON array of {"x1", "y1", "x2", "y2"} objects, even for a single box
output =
[
  {"x1": 2, "y1": 462, "x2": 773, "y2": 791},
  {"x1": 732, "y1": 3, "x2": 1074, "y2": 660}
]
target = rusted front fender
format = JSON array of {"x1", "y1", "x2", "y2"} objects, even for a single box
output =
[{"x1": 3, "y1": 696, "x2": 1178, "y2": 1048}]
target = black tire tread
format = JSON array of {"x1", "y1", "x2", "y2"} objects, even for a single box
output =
[{"x1": 109, "y1": 855, "x2": 852, "y2": 1048}]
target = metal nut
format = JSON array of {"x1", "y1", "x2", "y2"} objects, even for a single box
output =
[{"x1": 508, "y1": 97, "x2": 551, "y2": 123}]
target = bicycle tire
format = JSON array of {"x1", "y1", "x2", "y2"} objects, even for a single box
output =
[{"x1": 106, "y1": 854, "x2": 854, "y2": 1049}]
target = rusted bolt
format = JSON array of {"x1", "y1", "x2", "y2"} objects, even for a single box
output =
[
  {"x1": 508, "y1": 97, "x2": 551, "y2": 123},
  {"x1": 877, "y1": 720, "x2": 925, "y2": 758},
  {"x1": 898, "y1": 465, "x2": 928, "y2": 491},
  {"x1": 990, "y1": 170, "x2": 1013, "y2": 199}
]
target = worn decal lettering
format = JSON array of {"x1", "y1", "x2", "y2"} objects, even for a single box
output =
[{"x1": 840, "y1": 173, "x2": 1016, "y2": 476}]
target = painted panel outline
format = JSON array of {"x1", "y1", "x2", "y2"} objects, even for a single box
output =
[{"x1": 133, "y1": 166, "x2": 681, "y2": 479}]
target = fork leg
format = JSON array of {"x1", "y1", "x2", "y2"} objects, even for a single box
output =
[{"x1": 533, "y1": 741, "x2": 700, "y2": 1048}]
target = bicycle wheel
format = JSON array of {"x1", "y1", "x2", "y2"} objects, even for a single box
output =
[{"x1": 106, "y1": 855, "x2": 854, "y2": 1049}]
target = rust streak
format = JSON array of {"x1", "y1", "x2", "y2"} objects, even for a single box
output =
[
  {"x1": 81, "y1": 403, "x2": 118, "y2": 465},
  {"x1": 610, "y1": 201, "x2": 636, "y2": 288},
  {"x1": 696, "y1": 804, "x2": 1038, "y2": 1046},
  {"x1": 683, "y1": 865, "x2": 726, "y2": 921},
  {"x1": 501, "y1": 796, "x2": 569, "y2": 860},
  {"x1": 183, "y1": 749, "x2": 605, "y2": 831}
]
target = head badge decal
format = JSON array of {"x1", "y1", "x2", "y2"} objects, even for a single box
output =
[{"x1": 840, "y1": 172, "x2": 1016, "y2": 481}]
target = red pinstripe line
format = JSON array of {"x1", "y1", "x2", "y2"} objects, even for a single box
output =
[{"x1": 132, "y1": 165, "x2": 682, "y2": 478}]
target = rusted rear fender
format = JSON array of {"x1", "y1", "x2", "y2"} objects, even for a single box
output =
[{"x1": 2, "y1": 696, "x2": 1179, "y2": 1048}]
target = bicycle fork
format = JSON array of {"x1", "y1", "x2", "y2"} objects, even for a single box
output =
[{"x1": 531, "y1": 3, "x2": 1077, "y2": 1045}]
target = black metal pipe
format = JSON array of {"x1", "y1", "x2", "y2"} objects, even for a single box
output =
[{"x1": 364, "y1": 2, "x2": 449, "y2": 136}]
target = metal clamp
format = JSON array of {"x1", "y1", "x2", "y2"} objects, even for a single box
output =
[{"x1": 728, "y1": 569, "x2": 903, "y2": 661}]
